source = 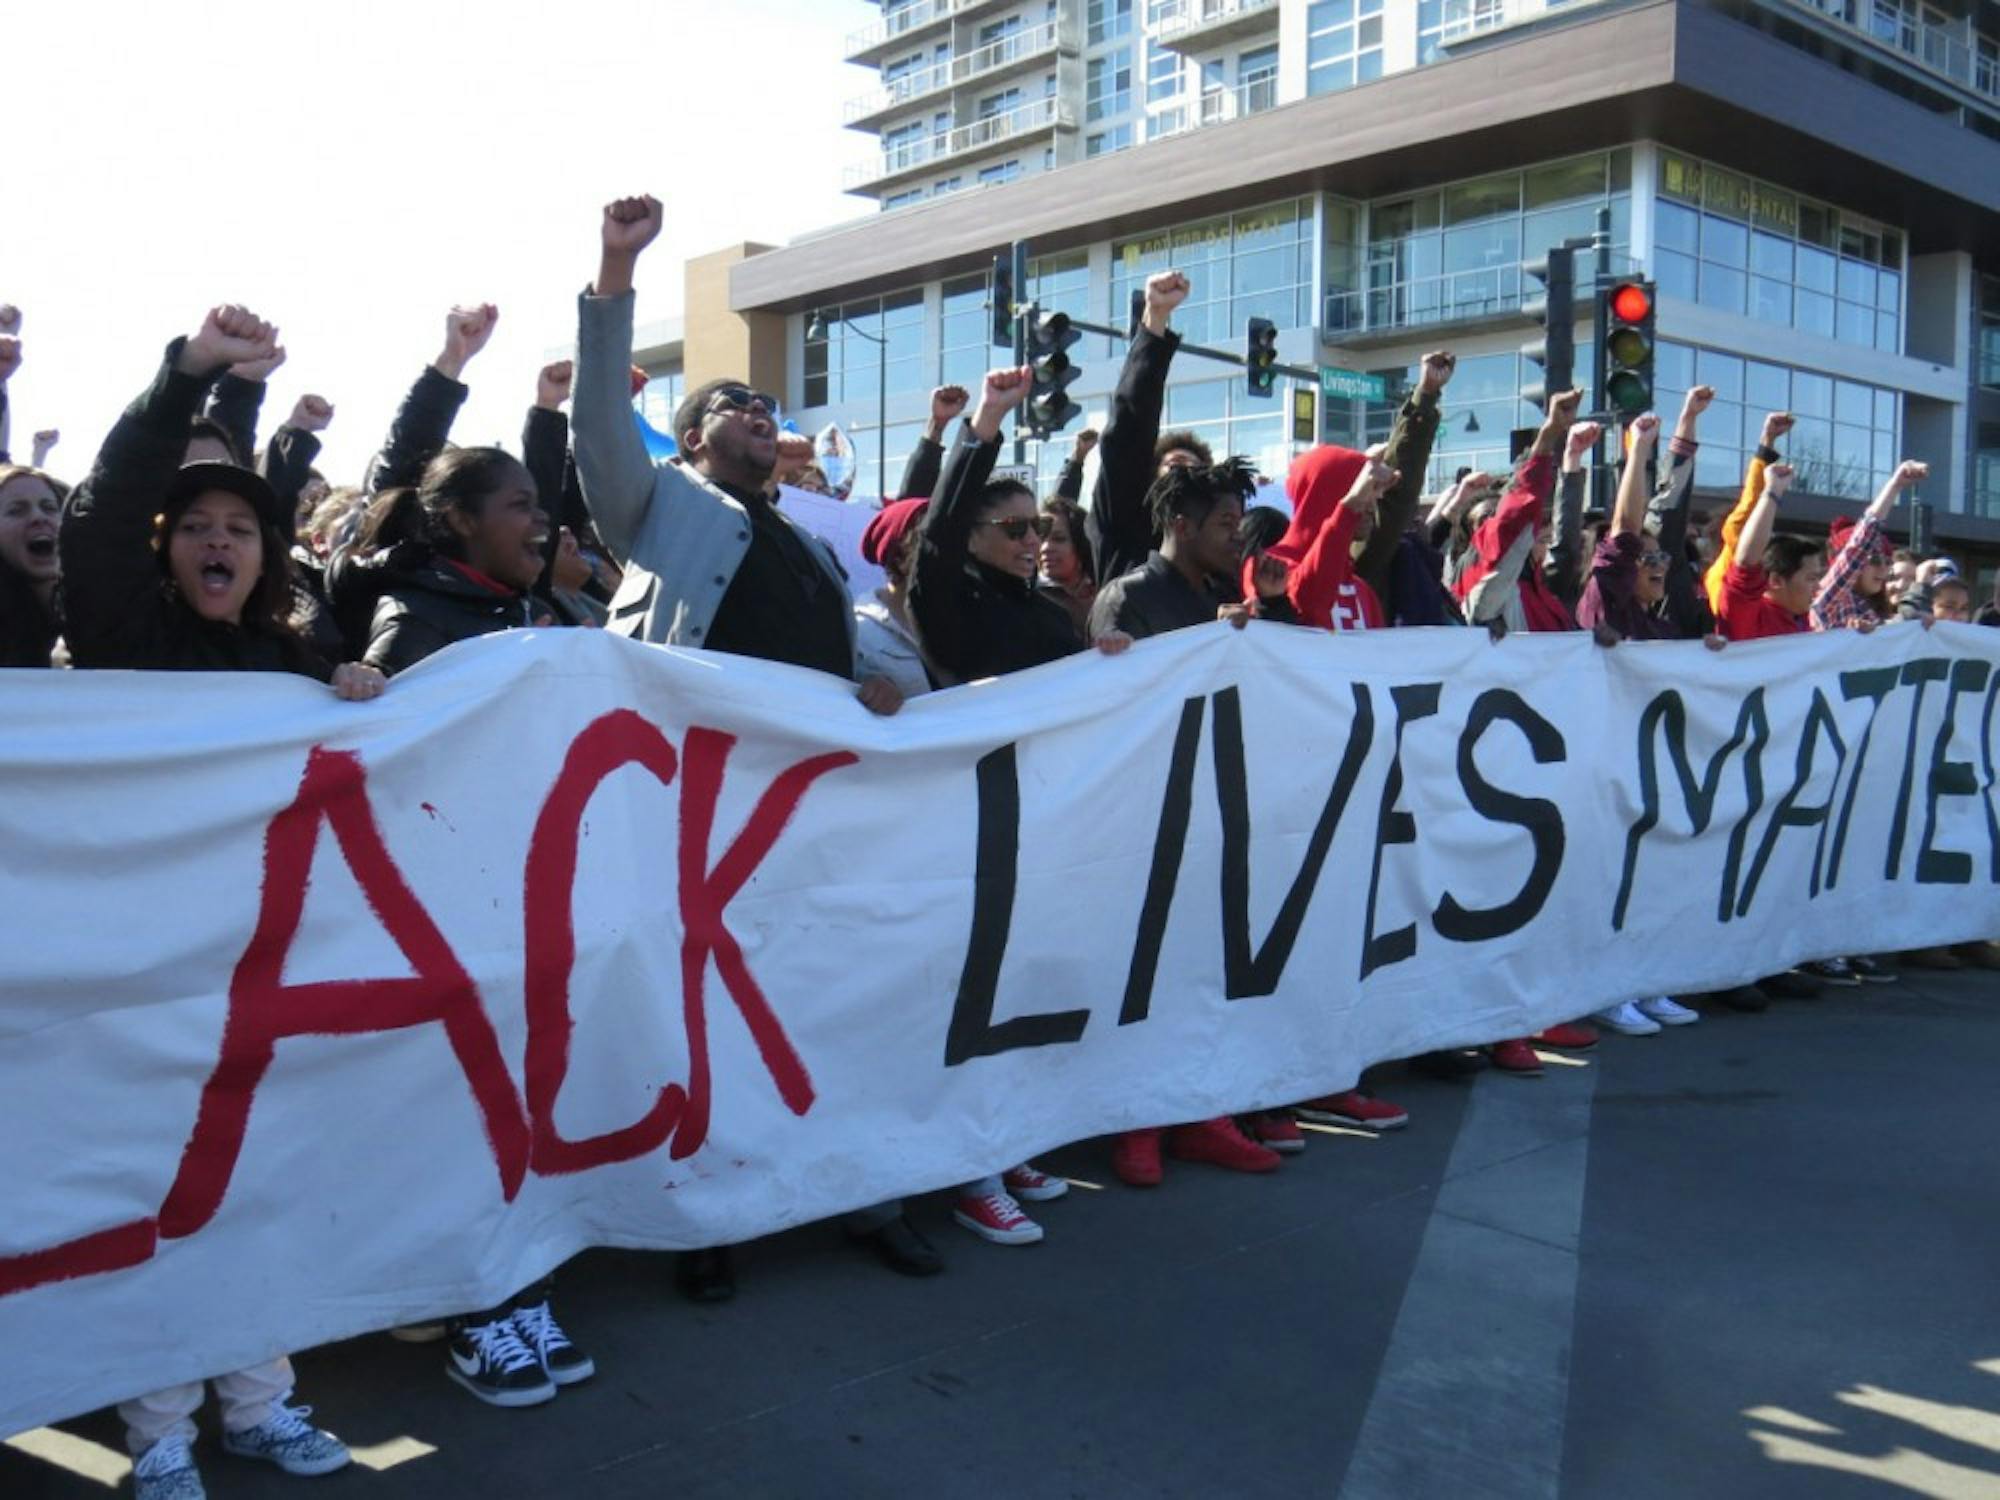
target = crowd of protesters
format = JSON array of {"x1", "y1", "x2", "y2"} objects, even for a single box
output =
[{"x1": 2, "y1": 194, "x2": 1997, "y2": 1500}]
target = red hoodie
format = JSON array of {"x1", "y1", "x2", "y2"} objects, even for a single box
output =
[
  {"x1": 1248, "y1": 444, "x2": 1384, "y2": 632},
  {"x1": 1451, "y1": 453, "x2": 1574, "y2": 633}
]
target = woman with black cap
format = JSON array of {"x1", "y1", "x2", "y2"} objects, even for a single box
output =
[{"x1": 58, "y1": 305, "x2": 368, "y2": 1499}]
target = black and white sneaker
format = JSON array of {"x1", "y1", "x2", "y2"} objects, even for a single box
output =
[
  {"x1": 512, "y1": 1299, "x2": 596, "y2": 1386},
  {"x1": 447, "y1": 1316, "x2": 558, "y2": 1407},
  {"x1": 1794, "y1": 958, "x2": 1862, "y2": 987}
]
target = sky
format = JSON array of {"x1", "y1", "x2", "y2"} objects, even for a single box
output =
[{"x1": 5, "y1": 0, "x2": 875, "y2": 481}]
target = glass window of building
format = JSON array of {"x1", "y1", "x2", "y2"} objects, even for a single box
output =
[
  {"x1": 637, "y1": 372, "x2": 683, "y2": 436},
  {"x1": 1417, "y1": 0, "x2": 1448, "y2": 63},
  {"x1": 1655, "y1": 150, "x2": 1902, "y2": 354},
  {"x1": 1238, "y1": 43, "x2": 1279, "y2": 112},
  {"x1": 940, "y1": 273, "x2": 995, "y2": 390},
  {"x1": 1980, "y1": 274, "x2": 2000, "y2": 390},
  {"x1": 1306, "y1": 0, "x2": 1384, "y2": 95},
  {"x1": 802, "y1": 289, "x2": 926, "y2": 410},
  {"x1": 1362, "y1": 350, "x2": 1563, "y2": 489},
  {"x1": 1654, "y1": 337, "x2": 1900, "y2": 500},
  {"x1": 1342, "y1": 150, "x2": 1630, "y2": 334},
  {"x1": 1111, "y1": 199, "x2": 1313, "y2": 345},
  {"x1": 1087, "y1": 0, "x2": 1133, "y2": 45},
  {"x1": 1087, "y1": 124, "x2": 1134, "y2": 155},
  {"x1": 978, "y1": 160, "x2": 1022, "y2": 184},
  {"x1": 1087, "y1": 47, "x2": 1133, "y2": 121},
  {"x1": 1146, "y1": 38, "x2": 1182, "y2": 104}
]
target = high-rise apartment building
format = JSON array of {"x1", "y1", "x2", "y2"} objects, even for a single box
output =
[{"x1": 667, "y1": 0, "x2": 2000, "y2": 565}]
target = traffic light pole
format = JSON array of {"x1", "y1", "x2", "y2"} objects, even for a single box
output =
[
  {"x1": 1056, "y1": 315, "x2": 1320, "y2": 386},
  {"x1": 1589, "y1": 207, "x2": 1614, "y2": 516},
  {"x1": 1010, "y1": 239, "x2": 1029, "y2": 466}
]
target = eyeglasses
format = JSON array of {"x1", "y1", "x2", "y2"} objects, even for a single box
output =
[
  {"x1": 975, "y1": 515, "x2": 1054, "y2": 542},
  {"x1": 1640, "y1": 550, "x2": 1671, "y2": 566},
  {"x1": 704, "y1": 387, "x2": 782, "y2": 421}
]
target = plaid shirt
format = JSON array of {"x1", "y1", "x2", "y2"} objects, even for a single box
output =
[{"x1": 1810, "y1": 513, "x2": 1885, "y2": 632}]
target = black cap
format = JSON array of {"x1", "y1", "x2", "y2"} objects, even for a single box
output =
[{"x1": 164, "y1": 462, "x2": 287, "y2": 532}]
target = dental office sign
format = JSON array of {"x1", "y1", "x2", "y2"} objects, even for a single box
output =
[{"x1": 2, "y1": 622, "x2": 1996, "y2": 1435}]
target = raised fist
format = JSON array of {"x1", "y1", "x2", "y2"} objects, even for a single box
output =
[
  {"x1": 1546, "y1": 388, "x2": 1584, "y2": 427},
  {"x1": 537, "y1": 359, "x2": 574, "y2": 410},
  {"x1": 0, "y1": 305, "x2": 18, "y2": 335},
  {"x1": 1344, "y1": 455, "x2": 1399, "y2": 511},
  {"x1": 0, "y1": 336, "x2": 18, "y2": 383},
  {"x1": 1071, "y1": 428, "x2": 1100, "y2": 460},
  {"x1": 1682, "y1": 385, "x2": 1716, "y2": 417},
  {"x1": 1760, "y1": 412, "x2": 1795, "y2": 447},
  {"x1": 1888, "y1": 459, "x2": 1929, "y2": 489},
  {"x1": 1628, "y1": 413, "x2": 1661, "y2": 445},
  {"x1": 930, "y1": 384, "x2": 970, "y2": 426},
  {"x1": 437, "y1": 303, "x2": 499, "y2": 378},
  {"x1": 1764, "y1": 462, "x2": 1796, "y2": 498},
  {"x1": 1418, "y1": 350, "x2": 1456, "y2": 394},
  {"x1": 774, "y1": 431, "x2": 816, "y2": 466},
  {"x1": 1145, "y1": 270, "x2": 1191, "y2": 323},
  {"x1": 980, "y1": 365, "x2": 1032, "y2": 410},
  {"x1": 1565, "y1": 420, "x2": 1604, "y2": 460},
  {"x1": 182, "y1": 305, "x2": 280, "y2": 376},
  {"x1": 289, "y1": 394, "x2": 334, "y2": 432},
  {"x1": 602, "y1": 195, "x2": 664, "y2": 257},
  {"x1": 30, "y1": 429, "x2": 58, "y2": 465},
  {"x1": 230, "y1": 345, "x2": 288, "y2": 382}
]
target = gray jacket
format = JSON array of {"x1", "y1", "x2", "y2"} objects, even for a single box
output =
[{"x1": 571, "y1": 289, "x2": 854, "y2": 653}]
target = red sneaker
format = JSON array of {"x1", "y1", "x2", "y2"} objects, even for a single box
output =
[
  {"x1": 1295, "y1": 1090, "x2": 1410, "y2": 1131},
  {"x1": 1112, "y1": 1128, "x2": 1164, "y2": 1187},
  {"x1": 1487, "y1": 1039, "x2": 1544, "y2": 1076},
  {"x1": 1001, "y1": 1163, "x2": 1068, "y2": 1202},
  {"x1": 1167, "y1": 1116, "x2": 1281, "y2": 1173},
  {"x1": 1250, "y1": 1111, "x2": 1306, "y2": 1153},
  {"x1": 1533, "y1": 1022, "x2": 1598, "y2": 1051},
  {"x1": 952, "y1": 1189, "x2": 1043, "y2": 1245}
]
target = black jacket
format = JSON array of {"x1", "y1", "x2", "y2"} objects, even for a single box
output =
[
  {"x1": 910, "y1": 428, "x2": 1082, "y2": 683},
  {"x1": 364, "y1": 556, "x2": 538, "y2": 676},
  {"x1": 365, "y1": 365, "x2": 468, "y2": 494},
  {"x1": 60, "y1": 341, "x2": 327, "y2": 679},
  {"x1": 1085, "y1": 326, "x2": 1179, "y2": 589},
  {"x1": 1090, "y1": 551, "x2": 1292, "y2": 642}
]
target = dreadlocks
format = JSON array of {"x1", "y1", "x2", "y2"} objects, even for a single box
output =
[{"x1": 1144, "y1": 455, "x2": 1258, "y2": 536}]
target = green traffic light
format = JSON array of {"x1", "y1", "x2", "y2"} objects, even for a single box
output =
[{"x1": 1607, "y1": 370, "x2": 1651, "y2": 410}]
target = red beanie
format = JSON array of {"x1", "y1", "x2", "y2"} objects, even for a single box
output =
[{"x1": 862, "y1": 497, "x2": 929, "y2": 568}]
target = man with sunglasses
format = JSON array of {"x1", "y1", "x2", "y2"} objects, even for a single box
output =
[{"x1": 571, "y1": 193, "x2": 901, "y2": 718}]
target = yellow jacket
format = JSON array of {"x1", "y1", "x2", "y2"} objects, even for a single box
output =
[{"x1": 1703, "y1": 450, "x2": 1770, "y2": 615}]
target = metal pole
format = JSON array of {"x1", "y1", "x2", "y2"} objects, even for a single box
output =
[
  {"x1": 878, "y1": 325, "x2": 888, "y2": 500},
  {"x1": 1591, "y1": 206, "x2": 1614, "y2": 515},
  {"x1": 1011, "y1": 239, "x2": 1029, "y2": 467}
]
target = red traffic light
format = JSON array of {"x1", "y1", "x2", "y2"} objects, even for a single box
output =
[{"x1": 1610, "y1": 283, "x2": 1653, "y2": 324}]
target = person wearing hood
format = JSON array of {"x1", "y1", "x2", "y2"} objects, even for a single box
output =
[
  {"x1": 853, "y1": 495, "x2": 934, "y2": 698},
  {"x1": 1453, "y1": 388, "x2": 1584, "y2": 634},
  {"x1": 59, "y1": 304, "x2": 369, "y2": 1500}
]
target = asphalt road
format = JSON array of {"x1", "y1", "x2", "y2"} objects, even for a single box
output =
[{"x1": 8, "y1": 965, "x2": 1999, "y2": 1500}]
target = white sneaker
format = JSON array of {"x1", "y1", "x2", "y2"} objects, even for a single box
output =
[
  {"x1": 133, "y1": 1436, "x2": 205, "y2": 1500},
  {"x1": 1594, "y1": 1001, "x2": 1662, "y2": 1036},
  {"x1": 952, "y1": 1188, "x2": 1044, "y2": 1245},
  {"x1": 1636, "y1": 995, "x2": 1700, "y2": 1027}
]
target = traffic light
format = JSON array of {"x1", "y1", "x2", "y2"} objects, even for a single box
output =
[
  {"x1": 1599, "y1": 278, "x2": 1655, "y2": 419},
  {"x1": 1519, "y1": 248, "x2": 1575, "y2": 411},
  {"x1": 1245, "y1": 316, "x2": 1278, "y2": 398},
  {"x1": 1024, "y1": 306, "x2": 1081, "y2": 437},
  {"x1": 990, "y1": 254, "x2": 1016, "y2": 347}
]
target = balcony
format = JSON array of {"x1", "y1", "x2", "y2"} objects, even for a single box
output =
[
  {"x1": 845, "y1": 18, "x2": 1075, "y2": 130},
  {"x1": 1152, "y1": 0, "x2": 1280, "y2": 53},
  {"x1": 1322, "y1": 254, "x2": 1641, "y2": 344},
  {"x1": 845, "y1": 0, "x2": 1016, "y2": 66},
  {"x1": 1439, "y1": 0, "x2": 1616, "y2": 45},
  {"x1": 1773, "y1": 0, "x2": 2000, "y2": 103},
  {"x1": 845, "y1": 96, "x2": 1074, "y2": 194}
]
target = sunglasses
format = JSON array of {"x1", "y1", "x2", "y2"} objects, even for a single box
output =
[
  {"x1": 1640, "y1": 550, "x2": 1671, "y2": 566},
  {"x1": 705, "y1": 387, "x2": 782, "y2": 421},
  {"x1": 975, "y1": 515, "x2": 1054, "y2": 542}
]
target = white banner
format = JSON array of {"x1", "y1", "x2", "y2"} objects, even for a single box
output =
[{"x1": 3, "y1": 622, "x2": 1998, "y2": 1436}]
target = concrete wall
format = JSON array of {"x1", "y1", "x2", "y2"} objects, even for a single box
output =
[{"x1": 684, "y1": 244, "x2": 786, "y2": 396}]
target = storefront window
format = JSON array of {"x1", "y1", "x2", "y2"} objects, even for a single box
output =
[{"x1": 1655, "y1": 150, "x2": 1903, "y2": 354}]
